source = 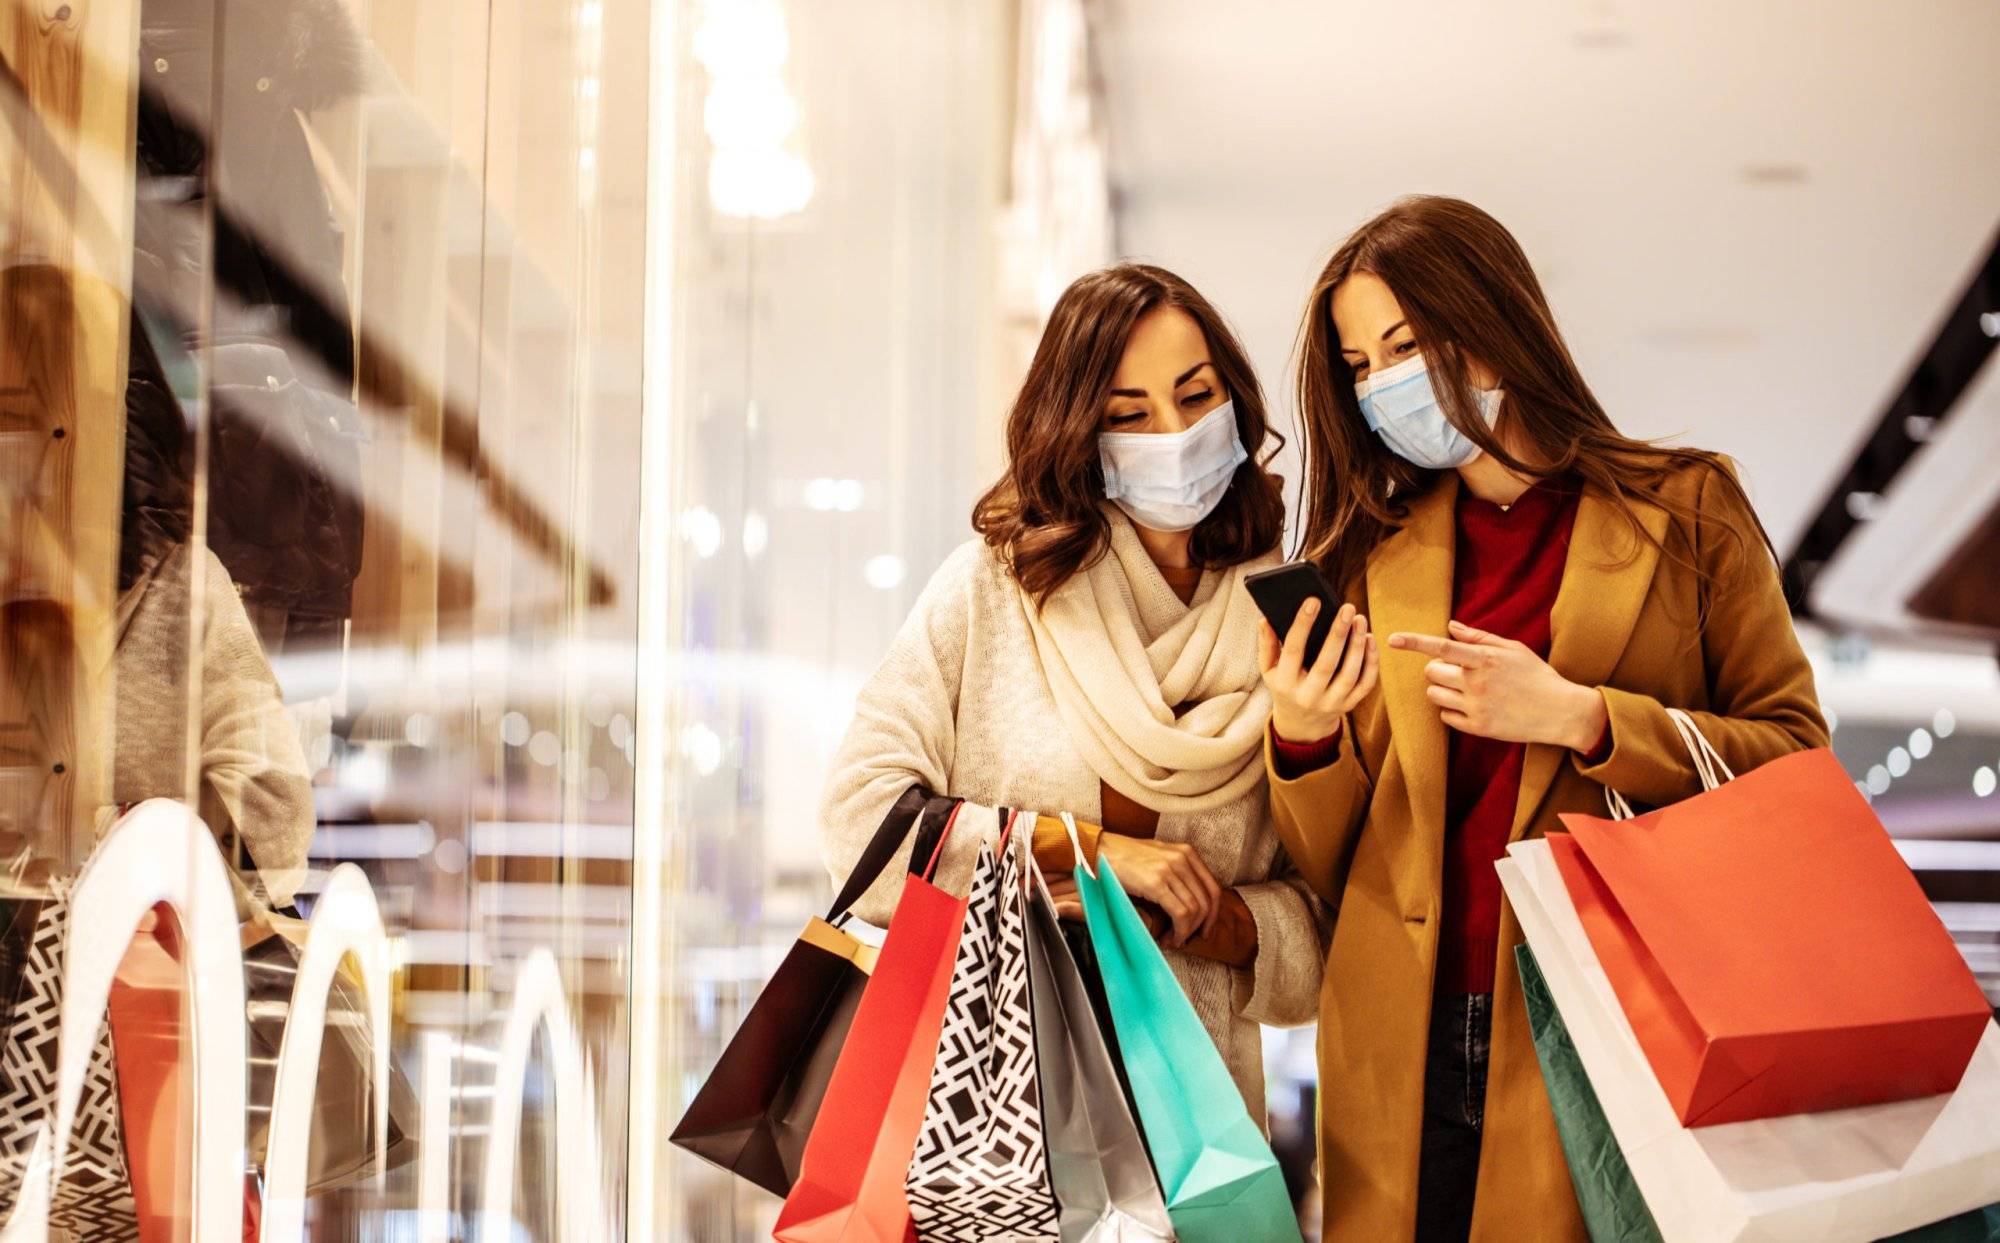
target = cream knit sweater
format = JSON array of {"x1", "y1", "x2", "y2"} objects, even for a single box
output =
[{"x1": 819, "y1": 536, "x2": 1330, "y2": 1118}]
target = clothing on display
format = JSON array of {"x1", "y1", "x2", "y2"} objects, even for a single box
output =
[{"x1": 133, "y1": 0, "x2": 369, "y2": 621}]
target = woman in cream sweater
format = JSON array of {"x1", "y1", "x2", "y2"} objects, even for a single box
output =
[{"x1": 819, "y1": 263, "x2": 1327, "y2": 1114}]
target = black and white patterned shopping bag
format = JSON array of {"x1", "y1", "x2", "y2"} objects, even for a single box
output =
[
  {"x1": 0, "y1": 880, "x2": 140, "y2": 1241},
  {"x1": 906, "y1": 813, "x2": 1060, "y2": 1241}
]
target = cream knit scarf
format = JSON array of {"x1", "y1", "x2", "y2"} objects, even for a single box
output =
[{"x1": 1021, "y1": 507, "x2": 1277, "y2": 812}]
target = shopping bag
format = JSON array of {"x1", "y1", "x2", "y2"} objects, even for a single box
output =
[
  {"x1": 1498, "y1": 833, "x2": 2000, "y2": 1242},
  {"x1": 675, "y1": 783, "x2": 934, "y2": 1196},
  {"x1": 0, "y1": 884, "x2": 140, "y2": 1242},
  {"x1": 1519, "y1": 943, "x2": 2000, "y2": 1243},
  {"x1": 906, "y1": 812, "x2": 1061, "y2": 1240},
  {"x1": 1553, "y1": 709, "x2": 1988, "y2": 1126},
  {"x1": 774, "y1": 799, "x2": 969, "y2": 1243},
  {"x1": 1071, "y1": 815, "x2": 1301, "y2": 1243},
  {"x1": 1516, "y1": 943, "x2": 1667, "y2": 1243},
  {"x1": 1024, "y1": 831, "x2": 1172, "y2": 1243}
]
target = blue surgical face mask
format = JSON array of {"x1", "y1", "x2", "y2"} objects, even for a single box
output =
[
  {"x1": 1354, "y1": 354, "x2": 1504, "y2": 470},
  {"x1": 1098, "y1": 401, "x2": 1249, "y2": 532}
]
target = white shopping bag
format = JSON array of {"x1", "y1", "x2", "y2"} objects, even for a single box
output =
[{"x1": 1499, "y1": 837, "x2": 2000, "y2": 1243}]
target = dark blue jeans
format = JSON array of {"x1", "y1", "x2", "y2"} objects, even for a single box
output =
[{"x1": 1415, "y1": 993, "x2": 1492, "y2": 1243}]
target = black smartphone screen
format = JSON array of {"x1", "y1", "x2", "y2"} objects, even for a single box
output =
[{"x1": 1244, "y1": 561, "x2": 1340, "y2": 669}]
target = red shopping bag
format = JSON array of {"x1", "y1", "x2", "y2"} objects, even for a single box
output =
[
  {"x1": 1553, "y1": 739, "x2": 1990, "y2": 1127},
  {"x1": 774, "y1": 802, "x2": 968, "y2": 1243}
]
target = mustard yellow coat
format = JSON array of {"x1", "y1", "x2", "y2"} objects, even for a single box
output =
[{"x1": 1270, "y1": 463, "x2": 1828, "y2": 1242}]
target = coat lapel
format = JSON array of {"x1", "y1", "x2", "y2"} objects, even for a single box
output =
[
  {"x1": 1511, "y1": 484, "x2": 1670, "y2": 837},
  {"x1": 1367, "y1": 478, "x2": 1459, "y2": 872}
]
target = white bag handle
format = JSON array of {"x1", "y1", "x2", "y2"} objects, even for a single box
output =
[
  {"x1": 1602, "y1": 707, "x2": 1736, "y2": 820},
  {"x1": 1058, "y1": 811, "x2": 1096, "y2": 877}
]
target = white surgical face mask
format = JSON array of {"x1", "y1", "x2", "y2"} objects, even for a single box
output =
[
  {"x1": 1098, "y1": 400, "x2": 1249, "y2": 532},
  {"x1": 1354, "y1": 354, "x2": 1504, "y2": 470}
]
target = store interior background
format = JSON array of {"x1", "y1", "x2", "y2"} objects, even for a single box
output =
[{"x1": 2, "y1": 0, "x2": 1998, "y2": 1237}]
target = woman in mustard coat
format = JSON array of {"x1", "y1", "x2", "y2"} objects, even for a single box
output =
[{"x1": 1259, "y1": 196, "x2": 1828, "y2": 1242}]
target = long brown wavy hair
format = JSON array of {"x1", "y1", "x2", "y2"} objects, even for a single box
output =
[
  {"x1": 1293, "y1": 195, "x2": 1769, "y2": 596},
  {"x1": 974, "y1": 263, "x2": 1286, "y2": 604}
]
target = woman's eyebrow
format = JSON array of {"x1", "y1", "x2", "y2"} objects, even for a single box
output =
[{"x1": 1110, "y1": 360, "x2": 1211, "y2": 399}]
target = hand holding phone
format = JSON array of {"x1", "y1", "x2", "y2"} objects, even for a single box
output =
[{"x1": 1247, "y1": 561, "x2": 1380, "y2": 742}]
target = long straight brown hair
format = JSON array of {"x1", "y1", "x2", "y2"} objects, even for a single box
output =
[
  {"x1": 974, "y1": 263, "x2": 1286, "y2": 604},
  {"x1": 1294, "y1": 195, "x2": 1769, "y2": 596}
]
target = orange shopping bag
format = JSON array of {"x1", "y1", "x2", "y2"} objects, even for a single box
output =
[{"x1": 1550, "y1": 709, "x2": 1990, "y2": 1127}]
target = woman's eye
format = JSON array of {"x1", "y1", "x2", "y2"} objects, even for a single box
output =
[
  {"x1": 1394, "y1": 340, "x2": 1418, "y2": 355},
  {"x1": 1107, "y1": 411, "x2": 1146, "y2": 427},
  {"x1": 1178, "y1": 389, "x2": 1215, "y2": 408}
]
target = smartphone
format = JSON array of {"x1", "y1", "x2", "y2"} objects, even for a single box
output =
[{"x1": 1245, "y1": 561, "x2": 1341, "y2": 669}]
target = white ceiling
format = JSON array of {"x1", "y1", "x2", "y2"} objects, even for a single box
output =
[{"x1": 1093, "y1": 0, "x2": 2000, "y2": 551}]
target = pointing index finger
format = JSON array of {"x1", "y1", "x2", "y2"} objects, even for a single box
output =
[{"x1": 1387, "y1": 632, "x2": 1485, "y2": 665}]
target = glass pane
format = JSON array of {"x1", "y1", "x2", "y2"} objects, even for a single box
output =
[{"x1": 5, "y1": 0, "x2": 653, "y2": 1234}]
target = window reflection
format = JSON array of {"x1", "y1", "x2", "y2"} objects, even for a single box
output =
[{"x1": 3, "y1": 0, "x2": 649, "y2": 1234}]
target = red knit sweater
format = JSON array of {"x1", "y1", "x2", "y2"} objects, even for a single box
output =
[{"x1": 1436, "y1": 477, "x2": 1580, "y2": 993}]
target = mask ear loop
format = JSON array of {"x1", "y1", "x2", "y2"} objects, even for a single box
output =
[{"x1": 1058, "y1": 811, "x2": 1095, "y2": 879}]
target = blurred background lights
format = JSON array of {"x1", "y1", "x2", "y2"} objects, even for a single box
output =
[
  {"x1": 680, "y1": 505, "x2": 724, "y2": 558},
  {"x1": 1909, "y1": 727, "x2": 1932, "y2": 759},
  {"x1": 680, "y1": 723, "x2": 725, "y2": 776},
  {"x1": 742, "y1": 511, "x2": 769, "y2": 558},
  {"x1": 693, "y1": 0, "x2": 788, "y2": 75},
  {"x1": 698, "y1": 0, "x2": 813, "y2": 219},
  {"x1": 1865, "y1": 764, "x2": 1892, "y2": 795},
  {"x1": 708, "y1": 150, "x2": 815, "y2": 220},
  {"x1": 863, "y1": 554, "x2": 906, "y2": 590},
  {"x1": 704, "y1": 77, "x2": 799, "y2": 149},
  {"x1": 528, "y1": 730, "x2": 563, "y2": 767},
  {"x1": 1934, "y1": 707, "x2": 1958, "y2": 738},
  {"x1": 803, "y1": 477, "x2": 865, "y2": 512},
  {"x1": 500, "y1": 711, "x2": 531, "y2": 747},
  {"x1": 1975, "y1": 767, "x2": 1997, "y2": 799}
]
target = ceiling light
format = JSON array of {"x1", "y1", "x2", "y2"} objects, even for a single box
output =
[
  {"x1": 1975, "y1": 767, "x2": 1997, "y2": 798},
  {"x1": 1934, "y1": 707, "x2": 1958, "y2": 738},
  {"x1": 1864, "y1": 765, "x2": 1891, "y2": 795},
  {"x1": 1980, "y1": 312, "x2": 2000, "y2": 339},
  {"x1": 1886, "y1": 746, "x2": 1911, "y2": 778},
  {"x1": 1843, "y1": 491, "x2": 1883, "y2": 521},
  {"x1": 1909, "y1": 728, "x2": 1933, "y2": 759}
]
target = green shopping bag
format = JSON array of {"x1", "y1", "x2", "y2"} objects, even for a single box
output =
[
  {"x1": 1072, "y1": 833, "x2": 1301, "y2": 1243},
  {"x1": 1516, "y1": 946, "x2": 2000, "y2": 1243}
]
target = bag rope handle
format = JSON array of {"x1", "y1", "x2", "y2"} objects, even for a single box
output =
[
  {"x1": 1058, "y1": 811, "x2": 1095, "y2": 878},
  {"x1": 1602, "y1": 707, "x2": 1735, "y2": 820},
  {"x1": 917, "y1": 799, "x2": 963, "y2": 880}
]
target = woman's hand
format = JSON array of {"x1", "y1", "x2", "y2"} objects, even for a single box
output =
[
  {"x1": 1388, "y1": 619, "x2": 1608, "y2": 750},
  {"x1": 1258, "y1": 599, "x2": 1379, "y2": 744},
  {"x1": 1046, "y1": 875, "x2": 1172, "y2": 942},
  {"x1": 1095, "y1": 832, "x2": 1221, "y2": 946}
]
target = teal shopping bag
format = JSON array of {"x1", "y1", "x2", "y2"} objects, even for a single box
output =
[
  {"x1": 1074, "y1": 847, "x2": 1302, "y2": 1243},
  {"x1": 1516, "y1": 946, "x2": 2000, "y2": 1243}
]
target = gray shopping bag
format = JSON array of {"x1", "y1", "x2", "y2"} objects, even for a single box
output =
[{"x1": 1025, "y1": 859, "x2": 1173, "y2": 1242}]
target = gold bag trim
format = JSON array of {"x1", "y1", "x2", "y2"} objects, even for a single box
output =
[{"x1": 799, "y1": 915, "x2": 880, "y2": 975}]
